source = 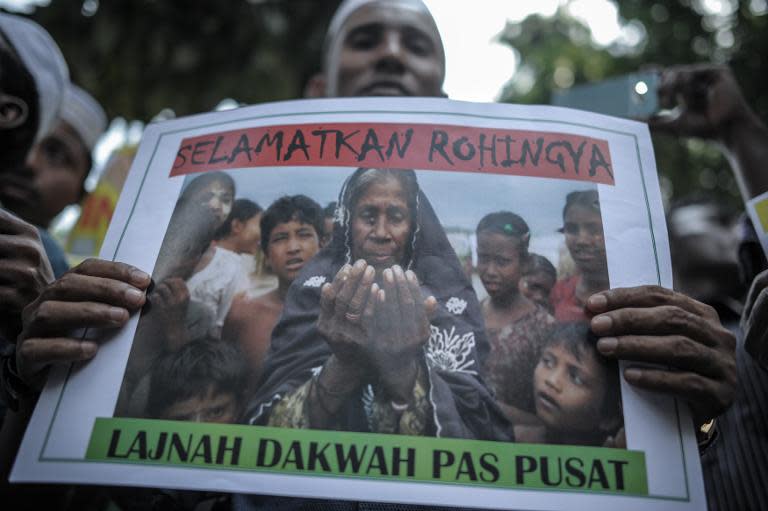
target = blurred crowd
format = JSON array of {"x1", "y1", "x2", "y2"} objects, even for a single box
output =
[{"x1": 1, "y1": 1, "x2": 768, "y2": 510}]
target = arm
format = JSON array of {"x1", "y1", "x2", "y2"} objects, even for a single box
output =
[
  {"x1": 0, "y1": 209, "x2": 54, "y2": 341},
  {"x1": 1, "y1": 258, "x2": 150, "y2": 477},
  {"x1": 650, "y1": 65, "x2": 768, "y2": 200}
]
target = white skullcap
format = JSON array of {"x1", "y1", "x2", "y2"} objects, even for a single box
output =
[
  {"x1": 0, "y1": 13, "x2": 69, "y2": 143},
  {"x1": 59, "y1": 83, "x2": 107, "y2": 151},
  {"x1": 324, "y1": 0, "x2": 445, "y2": 67}
]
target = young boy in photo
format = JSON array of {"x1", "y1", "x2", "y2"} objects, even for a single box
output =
[
  {"x1": 144, "y1": 340, "x2": 247, "y2": 423},
  {"x1": 516, "y1": 322, "x2": 624, "y2": 447},
  {"x1": 223, "y1": 195, "x2": 323, "y2": 387}
]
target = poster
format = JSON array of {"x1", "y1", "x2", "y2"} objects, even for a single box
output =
[{"x1": 11, "y1": 98, "x2": 705, "y2": 510}]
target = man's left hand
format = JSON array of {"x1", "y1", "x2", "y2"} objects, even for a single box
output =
[{"x1": 587, "y1": 285, "x2": 737, "y2": 426}]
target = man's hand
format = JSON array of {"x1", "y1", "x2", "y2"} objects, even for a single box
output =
[
  {"x1": 587, "y1": 285, "x2": 737, "y2": 426},
  {"x1": 743, "y1": 269, "x2": 768, "y2": 368},
  {"x1": 16, "y1": 259, "x2": 150, "y2": 389},
  {"x1": 649, "y1": 65, "x2": 751, "y2": 141},
  {"x1": 0, "y1": 209, "x2": 54, "y2": 340}
]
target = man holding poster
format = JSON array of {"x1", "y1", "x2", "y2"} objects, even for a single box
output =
[{"x1": 4, "y1": 0, "x2": 739, "y2": 509}]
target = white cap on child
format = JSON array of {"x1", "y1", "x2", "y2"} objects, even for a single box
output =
[{"x1": 59, "y1": 83, "x2": 107, "y2": 151}]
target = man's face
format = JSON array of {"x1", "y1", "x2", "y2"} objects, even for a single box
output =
[
  {"x1": 161, "y1": 386, "x2": 238, "y2": 424},
  {"x1": 350, "y1": 177, "x2": 412, "y2": 272},
  {"x1": 533, "y1": 343, "x2": 607, "y2": 435},
  {"x1": 326, "y1": 3, "x2": 445, "y2": 98},
  {"x1": 233, "y1": 213, "x2": 262, "y2": 255},
  {"x1": 266, "y1": 218, "x2": 320, "y2": 285},
  {"x1": 477, "y1": 232, "x2": 524, "y2": 301},
  {"x1": 0, "y1": 120, "x2": 88, "y2": 227},
  {"x1": 563, "y1": 204, "x2": 607, "y2": 277}
]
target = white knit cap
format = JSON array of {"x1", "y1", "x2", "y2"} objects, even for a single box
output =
[
  {"x1": 324, "y1": 0, "x2": 445, "y2": 68},
  {"x1": 0, "y1": 13, "x2": 69, "y2": 143},
  {"x1": 59, "y1": 83, "x2": 107, "y2": 151}
]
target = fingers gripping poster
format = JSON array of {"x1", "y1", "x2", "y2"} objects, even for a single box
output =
[{"x1": 12, "y1": 98, "x2": 705, "y2": 510}]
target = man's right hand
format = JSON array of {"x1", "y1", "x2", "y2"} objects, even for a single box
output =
[
  {"x1": 649, "y1": 64, "x2": 752, "y2": 141},
  {"x1": 16, "y1": 259, "x2": 150, "y2": 390},
  {"x1": 0, "y1": 209, "x2": 54, "y2": 340}
]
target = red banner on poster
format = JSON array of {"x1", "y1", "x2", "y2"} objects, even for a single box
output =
[{"x1": 171, "y1": 122, "x2": 614, "y2": 185}]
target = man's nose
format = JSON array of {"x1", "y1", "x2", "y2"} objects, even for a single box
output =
[{"x1": 375, "y1": 31, "x2": 406, "y2": 73}]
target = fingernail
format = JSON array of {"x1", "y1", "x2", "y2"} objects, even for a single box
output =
[
  {"x1": 81, "y1": 342, "x2": 98, "y2": 358},
  {"x1": 125, "y1": 287, "x2": 145, "y2": 306},
  {"x1": 597, "y1": 337, "x2": 618, "y2": 354},
  {"x1": 624, "y1": 368, "x2": 642, "y2": 382},
  {"x1": 371, "y1": 283, "x2": 379, "y2": 293},
  {"x1": 365, "y1": 266, "x2": 375, "y2": 278},
  {"x1": 384, "y1": 269, "x2": 393, "y2": 282},
  {"x1": 588, "y1": 294, "x2": 608, "y2": 311},
  {"x1": 405, "y1": 270, "x2": 416, "y2": 282},
  {"x1": 591, "y1": 314, "x2": 612, "y2": 332},
  {"x1": 354, "y1": 259, "x2": 366, "y2": 269},
  {"x1": 109, "y1": 307, "x2": 127, "y2": 322},
  {"x1": 130, "y1": 269, "x2": 151, "y2": 287}
]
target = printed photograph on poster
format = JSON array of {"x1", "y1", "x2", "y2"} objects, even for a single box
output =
[
  {"x1": 113, "y1": 165, "x2": 623, "y2": 452},
  {"x1": 11, "y1": 98, "x2": 705, "y2": 511}
]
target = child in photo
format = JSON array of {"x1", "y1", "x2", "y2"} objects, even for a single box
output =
[
  {"x1": 144, "y1": 340, "x2": 248, "y2": 423},
  {"x1": 516, "y1": 322, "x2": 624, "y2": 447}
]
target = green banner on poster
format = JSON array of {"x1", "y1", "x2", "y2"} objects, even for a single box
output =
[{"x1": 87, "y1": 418, "x2": 648, "y2": 495}]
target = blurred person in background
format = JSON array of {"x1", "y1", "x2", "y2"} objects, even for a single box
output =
[{"x1": 652, "y1": 66, "x2": 768, "y2": 511}]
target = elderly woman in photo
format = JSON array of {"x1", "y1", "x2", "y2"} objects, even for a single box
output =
[{"x1": 246, "y1": 167, "x2": 510, "y2": 440}]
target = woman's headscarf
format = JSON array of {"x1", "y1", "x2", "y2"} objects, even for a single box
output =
[
  {"x1": 246, "y1": 168, "x2": 511, "y2": 441},
  {"x1": 152, "y1": 171, "x2": 235, "y2": 282}
]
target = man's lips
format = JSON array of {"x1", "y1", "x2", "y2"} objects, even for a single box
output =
[{"x1": 359, "y1": 81, "x2": 411, "y2": 97}]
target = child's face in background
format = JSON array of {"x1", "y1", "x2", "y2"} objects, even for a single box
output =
[
  {"x1": 477, "y1": 232, "x2": 525, "y2": 301},
  {"x1": 519, "y1": 270, "x2": 555, "y2": 311},
  {"x1": 563, "y1": 203, "x2": 607, "y2": 277},
  {"x1": 161, "y1": 386, "x2": 238, "y2": 424},
  {"x1": 533, "y1": 342, "x2": 608, "y2": 435}
]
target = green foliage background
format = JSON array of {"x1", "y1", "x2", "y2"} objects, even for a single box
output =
[{"x1": 499, "y1": 0, "x2": 768, "y2": 207}]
